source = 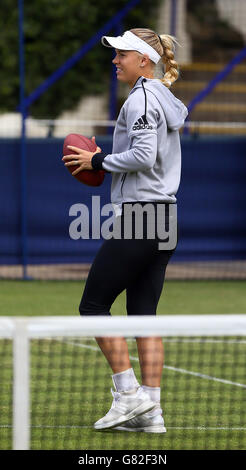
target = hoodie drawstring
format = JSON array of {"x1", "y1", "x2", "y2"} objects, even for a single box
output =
[{"x1": 141, "y1": 78, "x2": 148, "y2": 122}]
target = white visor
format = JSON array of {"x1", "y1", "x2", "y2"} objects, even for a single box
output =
[{"x1": 101, "y1": 30, "x2": 161, "y2": 64}]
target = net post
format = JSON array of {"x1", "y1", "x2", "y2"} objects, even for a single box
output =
[{"x1": 13, "y1": 318, "x2": 30, "y2": 450}]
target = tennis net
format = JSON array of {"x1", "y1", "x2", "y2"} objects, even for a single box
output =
[{"x1": 0, "y1": 315, "x2": 246, "y2": 450}]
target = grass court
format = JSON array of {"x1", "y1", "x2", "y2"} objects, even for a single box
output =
[{"x1": 0, "y1": 279, "x2": 245, "y2": 449}]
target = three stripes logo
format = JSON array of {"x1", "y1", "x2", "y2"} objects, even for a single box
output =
[{"x1": 132, "y1": 114, "x2": 153, "y2": 131}]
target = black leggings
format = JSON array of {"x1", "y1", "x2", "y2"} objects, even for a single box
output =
[{"x1": 79, "y1": 203, "x2": 177, "y2": 316}]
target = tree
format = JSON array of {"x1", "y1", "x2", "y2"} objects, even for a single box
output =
[{"x1": 0, "y1": 0, "x2": 162, "y2": 118}]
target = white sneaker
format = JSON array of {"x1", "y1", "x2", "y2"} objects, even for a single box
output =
[
  {"x1": 114, "y1": 405, "x2": 166, "y2": 433},
  {"x1": 94, "y1": 387, "x2": 156, "y2": 430}
]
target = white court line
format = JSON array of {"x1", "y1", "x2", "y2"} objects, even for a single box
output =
[
  {"x1": 162, "y1": 365, "x2": 246, "y2": 389},
  {"x1": 63, "y1": 340, "x2": 246, "y2": 389},
  {"x1": 0, "y1": 424, "x2": 245, "y2": 431}
]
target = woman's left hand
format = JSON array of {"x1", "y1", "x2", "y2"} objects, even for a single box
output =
[{"x1": 62, "y1": 136, "x2": 101, "y2": 176}]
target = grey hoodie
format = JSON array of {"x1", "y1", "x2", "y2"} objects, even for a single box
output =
[{"x1": 92, "y1": 76, "x2": 188, "y2": 215}]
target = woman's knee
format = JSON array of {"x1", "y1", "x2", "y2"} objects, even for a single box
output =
[{"x1": 79, "y1": 297, "x2": 111, "y2": 316}]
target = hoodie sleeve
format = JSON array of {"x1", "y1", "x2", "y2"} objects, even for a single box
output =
[{"x1": 91, "y1": 89, "x2": 159, "y2": 173}]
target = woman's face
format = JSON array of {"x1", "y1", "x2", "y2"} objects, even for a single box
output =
[{"x1": 112, "y1": 49, "x2": 145, "y2": 86}]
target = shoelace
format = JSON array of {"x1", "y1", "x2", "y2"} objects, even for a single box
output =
[
  {"x1": 110, "y1": 387, "x2": 142, "y2": 408},
  {"x1": 110, "y1": 388, "x2": 121, "y2": 409}
]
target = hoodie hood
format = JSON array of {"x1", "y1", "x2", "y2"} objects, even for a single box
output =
[{"x1": 129, "y1": 76, "x2": 188, "y2": 131}]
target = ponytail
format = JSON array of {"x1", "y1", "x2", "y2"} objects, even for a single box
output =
[
  {"x1": 130, "y1": 28, "x2": 180, "y2": 88},
  {"x1": 159, "y1": 34, "x2": 179, "y2": 88}
]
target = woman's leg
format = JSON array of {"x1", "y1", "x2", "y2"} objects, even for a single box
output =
[
  {"x1": 95, "y1": 337, "x2": 132, "y2": 374},
  {"x1": 126, "y1": 248, "x2": 174, "y2": 388},
  {"x1": 80, "y1": 236, "x2": 160, "y2": 375},
  {"x1": 95, "y1": 336, "x2": 164, "y2": 387},
  {"x1": 136, "y1": 337, "x2": 164, "y2": 387}
]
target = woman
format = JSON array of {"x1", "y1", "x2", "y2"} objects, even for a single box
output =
[{"x1": 62, "y1": 28, "x2": 188, "y2": 433}]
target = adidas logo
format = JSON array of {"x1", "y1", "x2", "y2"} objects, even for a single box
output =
[{"x1": 132, "y1": 115, "x2": 153, "y2": 131}]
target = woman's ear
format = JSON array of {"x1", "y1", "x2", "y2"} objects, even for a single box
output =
[{"x1": 141, "y1": 54, "x2": 150, "y2": 67}]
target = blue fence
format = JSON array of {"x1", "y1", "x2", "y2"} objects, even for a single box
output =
[{"x1": 1, "y1": 136, "x2": 246, "y2": 265}]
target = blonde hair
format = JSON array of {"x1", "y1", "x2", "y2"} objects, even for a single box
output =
[{"x1": 130, "y1": 28, "x2": 179, "y2": 88}]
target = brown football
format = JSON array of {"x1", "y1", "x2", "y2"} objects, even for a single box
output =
[{"x1": 63, "y1": 133, "x2": 105, "y2": 186}]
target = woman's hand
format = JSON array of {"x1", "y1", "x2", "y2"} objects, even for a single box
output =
[{"x1": 62, "y1": 136, "x2": 102, "y2": 176}]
